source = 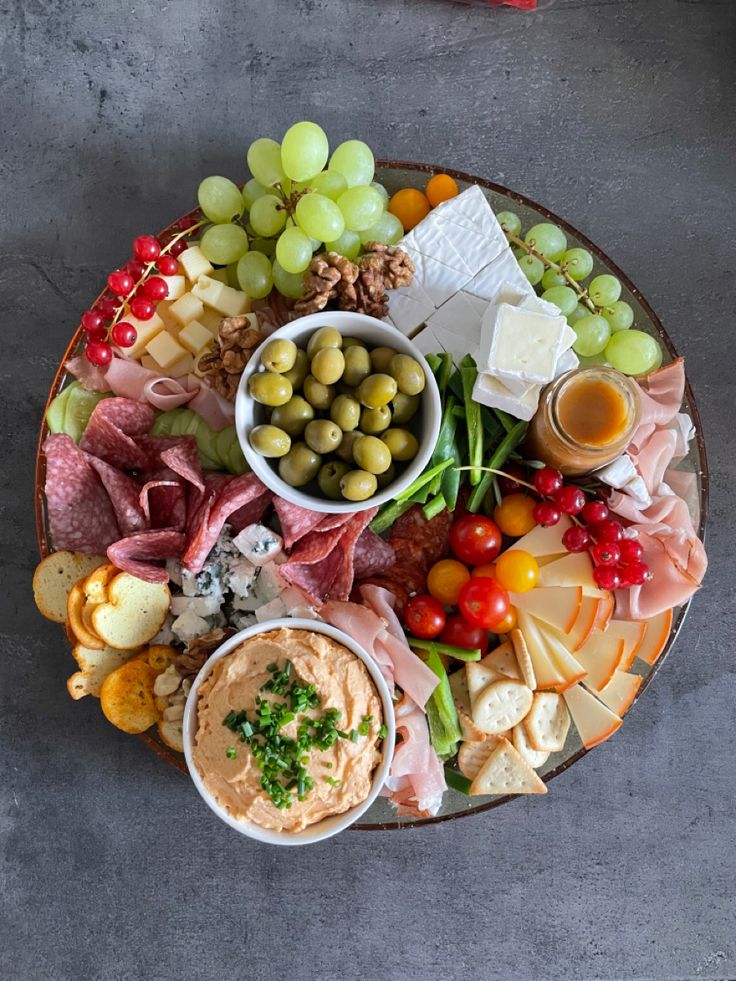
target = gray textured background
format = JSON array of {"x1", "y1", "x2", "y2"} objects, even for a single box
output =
[{"x1": 2, "y1": 1, "x2": 734, "y2": 979}]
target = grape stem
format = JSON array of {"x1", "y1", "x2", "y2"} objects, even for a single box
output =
[
  {"x1": 504, "y1": 231, "x2": 598, "y2": 314},
  {"x1": 274, "y1": 184, "x2": 312, "y2": 219}
]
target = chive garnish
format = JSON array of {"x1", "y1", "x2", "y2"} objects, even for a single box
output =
[{"x1": 225, "y1": 747, "x2": 237, "y2": 759}]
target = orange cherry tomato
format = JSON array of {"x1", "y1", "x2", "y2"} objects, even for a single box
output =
[
  {"x1": 493, "y1": 493, "x2": 537, "y2": 538},
  {"x1": 493, "y1": 606, "x2": 517, "y2": 634},
  {"x1": 427, "y1": 559, "x2": 470, "y2": 606},
  {"x1": 388, "y1": 188, "x2": 431, "y2": 231},
  {"x1": 425, "y1": 173, "x2": 459, "y2": 207},
  {"x1": 495, "y1": 549, "x2": 539, "y2": 593},
  {"x1": 471, "y1": 563, "x2": 497, "y2": 579}
]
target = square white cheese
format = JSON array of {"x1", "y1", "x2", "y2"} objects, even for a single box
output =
[
  {"x1": 425, "y1": 291, "x2": 488, "y2": 363},
  {"x1": 233, "y1": 524, "x2": 283, "y2": 566},
  {"x1": 384, "y1": 286, "x2": 435, "y2": 336},
  {"x1": 401, "y1": 246, "x2": 472, "y2": 310},
  {"x1": 555, "y1": 346, "x2": 580, "y2": 377},
  {"x1": 480, "y1": 303, "x2": 569, "y2": 388},
  {"x1": 464, "y1": 249, "x2": 532, "y2": 302},
  {"x1": 411, "y1": 325, "x2": 446, "y2": 356},
  {"x1": 431, "y1": 185, "x2": 501, "y2": 240},
  {"x1": 472, "y1": 373, "x2": 540, "y2": 422}
]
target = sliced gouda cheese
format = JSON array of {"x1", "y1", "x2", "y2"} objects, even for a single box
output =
[
  {"x1": 593, "y1": 670, "x2": 642, "y2": 716},
  {"x1": 563, "y1": 683, "x2": 622, "y2": 750}
]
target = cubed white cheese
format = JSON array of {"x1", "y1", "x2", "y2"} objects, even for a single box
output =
[
  {"x1": 463, "y1": 248, "x2": 532, "y2": 302},
  {"x1": 191, "y1": 276, "x2": 249, "y2": 317},
  {"x1": 159, "y1": 275, "x2": 186, "y2": 301},
  {"x1": 479, "y1": 303, "x2": 568, "y2": 390},
  {"x1": 431, "y1": 185, "x2": 501, "y2": 239},
  {"x1": 179, "y1": 246, "x2": 214, "y2": 283},
  {"x1": 170, "y1": 595, "x2": 223, "y2": 617},
  {"x1": 230, "y1": 612, "x2": 258, "y2": 631},
  {"x1": 410, "y1": 325, "x2": 447, "y2": 356},
  {"x1": 169, "y1": 292, "x2": 205, "y2": 327},
  {"x1": 383, "y1": 284, "x2": 435, "y2": 336},
  {"x1": 168, "y1": 352, "x2": 196, "y2": 378},
  {"x1": 145, "y1": 331, "x2": 188, "y2": 372},
  {"x1": 472, "y1": 372, "x2": 540, "y2": 422},
  {"x1": 280, "y1": 587, "x2": 320, "y2": 619},
  {"x1": 255, "y1": 596, "x2": 288, "y2": 623},
  {"x1": 178, "y1": 319, "x2": 215, "y2": 356},
  {"x1": 401, "y1": 245, "x2": 473, "y2": 310},
  {"x1": 198, "y1": 307, "x2": 224, "y2": 335},
  {"x1": 165, "y1": 559, "x2": 183, "y2": 587},
  {"x1": 118, "y1": 311, "x2": 165, "y2": 360},
  {"x1": 171, "y1": 608, "x2": 211, "y2": 645},
  {"x1": 254, "y1": 562, "x2": 286, "y2": 603},
  {"x1": 233, "y1": 524, "x2": 283, "y2": 565}
]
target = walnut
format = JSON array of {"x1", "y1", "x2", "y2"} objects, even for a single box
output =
[
  {"x1": 173, "y1": 628, "x2": 234, "y2": 681},
  {"x1": 293, "y1": 252, "x2": 360, "y2": 317},
  {"x1": 196, "y1": 315, "x2": 265, "y2": 401}
]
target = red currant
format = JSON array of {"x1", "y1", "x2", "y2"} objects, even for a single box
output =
[
  {"x1": 129, "y1": 297, "x2": 155, "y2": 320},
  {"x1": 169, "y1": 238, "x2": 188, "y2": 257},
  {"x1": 176, "y1": 215, "x2": 199, "y2": 231},
  {"x1": 85, "y1": 340, "x2": 113, "y2": 366},
  {"x1": 81, "y1": 309, "x2": 105, "y2": 333},
  {"x1": 581, "y1": 500, "x2": 609, "y2": 525},
  {"x1": 107, "y1": 270, "x2": 134, "y2": 296},
  {"x1": 624, "y1": 561, "x2": 650, "y2": 585},
  {"x1": 156, "y1": 255, "x2": 179, "y2": 276},
  {"x1": 133, "y1": 235, "x2": 161, "y2": 263},
  {"x1": 111, "y1": 322, "x2": 138, "y2": 348},
  {"x1": 618, "y1": 539, "x2": 644, "y2": 564},
  {"x1": 141, "y1": 277, "x2": 169, "y2": 302},
  {"x1": 593, "y1": 566, "x2": 621, "y2": 590},
  {"x1": 533, "y1": 466, "x2": 563, "y2": 496},
  {"x1": 125, "y1": 258, "x2": 146, "y2": 280},
  {"x1": 591, "y1": 541, "x2": 621, "y2": 566},
  {"x1": 562, "y1": 526, "x2": 591, "y2": 553},
  {"x1": 554, "y1": 485, "x2": 586, "y2": 515},
  {"x1": 533, "y1": 502, "x2": 561, "y2": 527},
  {"x1": 596, "y1": 519, "x2": 624, "y2": 543},
  {"x1": 94, "y1": 295, "x2": 118, "y2": 319},
  {"x1": 498, "y1": 462, "x2": 526, "y2": 496}
]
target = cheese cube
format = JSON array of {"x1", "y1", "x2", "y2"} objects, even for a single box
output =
[
  {"x1": 208, "y1": 267, "x2": 229, "y2": 285},
  {"x1": 159, "y1": 275, "x2": 186, "y2": 301},
  {"x1": 480, "y1": 303, "x2": 568, "y2": 388},
  {"x1": 555, "y1": 347, "x2": 580, "y2": 377},
  {"x1": 179, "y1": 246, "x2": 214, "y2": 283},
  {"x1": 120, "y1": 311, "x2": 165, "y2": 359},
  {"x1": 145, "y1": 331, "x2": 188, "y2": 372},
  {"x1": 178, "y1": 319, "x2": 215, "y2": 356},
  {"x1": 168, "y1": 352, "x2": 196, "y2": 378},
  {"x1": 169, "y1": 292, "x2": 205, "y2": 326},
  {"x1": 411, "y1": 325, "x2": 446, "y2": 356},
  {"x1": 233, "y1": 525, "x2": 284, "y2": 566},
  {"x1": 156, "y1": 301, "x2": 180, "y2": 334},
  {"x1": 472, "y1": 373, "x2": 540, "y2": 422},
  {"x1": 192, "y1": 276, "x2": 249, "y2": 317},
  {"x1": 198, "y1": 307, "x2": 224, "y2": 335}
]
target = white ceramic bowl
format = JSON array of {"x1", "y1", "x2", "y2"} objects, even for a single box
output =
[
  {"x1": 182, "y1": 617, "x2": 396, "y2": 846},
  {"x1": 235, "y1": 311, "x2": 442, "y2": 513}
]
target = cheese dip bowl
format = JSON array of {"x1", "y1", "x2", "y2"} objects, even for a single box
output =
[
  {"x1": 236, "y1": 311, "x2": 442, "y2": 513},
  {"x1": 183, "y1": 618, "x2": 395, "y2": 845}
]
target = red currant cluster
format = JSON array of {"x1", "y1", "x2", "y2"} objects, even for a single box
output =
[
  {"x1": 528, "y1": 466, "x2": 651, "y2": 591},
  {"x1": 80, "y1": 215, "x2": 200, "y2": 367}
]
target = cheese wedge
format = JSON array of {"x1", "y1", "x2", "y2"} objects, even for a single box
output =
[
  {"x1": 533, "y1": 622, "x2": 586, "y2": 691},
  {"x1": 594, "y1": 592, "x2": 615, "y2": 632},
  {"x1": 516, "y1": 610, "x2": 565, "y2": 690},
  {"x1": 635, "y1": 608, "x2": 673, "y2": 665},
  {"x1": 574, "y1": 634, "x2": 626, "y2": 691},
  {"x1": 546, "y1": 595, "x2": 600, "y2": 651},
  {"x1": 512, "y1": 586, "x2": 583, "y2": 635},
  {"x1": 594, "y1": 670, "x2": 642, "y2": 716},
  {"x1": 512, "y1": 515, "x2": 573, "y2": 559},
  {"x1": 537, "y1": 551, "x2": 599, "y2": 594},
  {"x1": 563, "y1": 683, "x2": 622, "y2": 749},
  {"x1": 599, "y1": 619, "x2": 646, "y2": 670}
]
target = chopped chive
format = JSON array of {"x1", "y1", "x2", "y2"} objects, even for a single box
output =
[{"x1": 225, "y1": 747, "x2": 237, "y2": 760}]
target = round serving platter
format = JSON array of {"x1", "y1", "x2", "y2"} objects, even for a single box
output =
[{"x1": 35, "y1": 161, "x2": 709, "y2": 830}]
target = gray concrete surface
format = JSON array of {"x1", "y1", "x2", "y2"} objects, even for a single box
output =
[{"x1": 2, "y1": 1, "x2": 735, "y2": 978}]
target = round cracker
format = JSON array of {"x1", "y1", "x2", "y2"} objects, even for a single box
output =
[
  {"x1": 33, "y1": 551, "x2": 106, "y2": 623},
  {"x1": 100, "y1": 659, "x2": 160, "y2": 734}
]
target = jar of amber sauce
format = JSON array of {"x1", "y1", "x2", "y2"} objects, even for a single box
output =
[{"x1": 524, "y1": 366, "x2": 641, "y2": 477}]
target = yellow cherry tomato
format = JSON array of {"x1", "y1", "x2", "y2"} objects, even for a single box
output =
[
  {"x1": 493, "y1": 493, "x2": 537, "y2": 538},
  {"x1": 495, "y1": 550, "x2": 539, "y2": 593},
  {"x1": 426, "y1": 173, "x2": 459, "y2": 207},
  {"x1": 471, "y1": 563, "x2": 497, "y2": 579},
  {"x1": 493, "y1": 606, "x2": 517, "y2": 634},
  {"x1": 388, "y1": 188, "x2": 431, "y2": 232},
  {"x1": 427, "y1": 559, "x2": 470, "y2": 606}
]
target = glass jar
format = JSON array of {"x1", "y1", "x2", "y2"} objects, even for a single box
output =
[{"x1": 524, "y1": 366, "x2": 641, "y2": 477}]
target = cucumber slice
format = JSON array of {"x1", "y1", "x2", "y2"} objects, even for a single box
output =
[
  {"x1": 226, "y1": 438, "x2": 249, "y2": 475},
  {"x1": 214, "y1": 425, "x2": 238, "y2": 469},
  {"x1": 45, "y1": 384, "x2": 76, "y2": 434},
  {"x1": 150, "y1": 408, "x2": 185, "y2": 436},
  {"x1": 63, "y1": 386, "x2": 110, "y2": 443},
  {"x1": 169, "y1": 409, "x2": 196, "y2": 436},
  {"x1": 199, "y1": 451, "x2": 222, "y2": 471}
]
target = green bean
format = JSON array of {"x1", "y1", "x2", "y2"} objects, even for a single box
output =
[{"x1": 466, "y1": 420, "x2": 528, "y2": 513}]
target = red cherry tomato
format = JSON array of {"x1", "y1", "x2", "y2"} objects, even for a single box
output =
[
  {"x1": 403, "y1": 594, "x2": 446, "y2": 640},
  {"x1": 440, "y1": 615, "x2": 489, "y2": 654},
  {"x1": 449, "y1": 514, "x2": 502, "y2": 566},
  {"x1": 458, "y1": 577, "x2": 509, "y2": 630}
]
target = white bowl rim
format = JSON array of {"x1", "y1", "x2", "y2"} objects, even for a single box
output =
[
  {"x1": 182, "y1": 617, "x2": 396, "y2": 846},
  {"x1": 235, "y1": 311, "x2": 442, "y2": 513}
]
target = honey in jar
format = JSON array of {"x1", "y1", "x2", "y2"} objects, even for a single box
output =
[{"x1": 525, "y1": 366, "x2": 641, "y2": 476}]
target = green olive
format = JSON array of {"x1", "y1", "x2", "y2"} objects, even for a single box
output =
[
  {"x1": 330, "y1": 394, "x2": 361, "y2": 432},
  {"x1": 303, "y1": 374, "x2": 336, "y2": 411},
  {"x1": 376, "y1": 463, "x2": 396, "y2": 489},
  {"x1": 317, "y1": 461, "x2": 351, "y2": 499},
  {"x1": 370, "y1": 346, "x2": 398, "y2": 373},
  {"x1": 335, "y1": 429, "x2": 363, "y2": 463},
  {"x1": 304, "y1": 419, "x2": 343, "y2": 454},
  {"x1": 360, "y1": 405, "x2": 392, "y2": 435},
  {"x1": 391, "y1": 392, "x2": 420, "y2": 425},
  {"x1": 260, "y1": 337, "x2": 298, "y2": 374},
  {"x1": 270, "y1": 395, "x2": 314, "y2": 437},
  {"x1": 357, "y1": 373, "x2": 398, "y2": 409},
  {"x1": 342, "y1": 336, "x2": 366, "y2": 349},
  {"x1": 249, "y1": 424, "x2": 291, "y2": 458},
  {"x1": 340, "y1": 469, "x2": 378, "y2": 502},
  {"x1": 283, "y1": 348, "x2": 309, "y2": 389},
  {"x1": 311, "y1": 347, "x2": 345, "y2": 386},
  {"x1": 248, "y1": 371, "x2": 293, "y2": 407},
  {"x1": 336, "y1": 381, "x2": 357, "y2": 397},
  {"x1": 382, "y1": 427, "x2": 419, "y2": 462},
  {"x1": 343, "y1": 345, "x2": 372, "y2": 387},
  {"x1": 278, "y1": 442, "x2": 321, "y2": 487},
  {"x1": 306, "y1": 326, "x2": 342, "y2": 358},
  {"x1": 389, "y1": 354, "x2": 426, "y2": 396},
  {"x1": 353, "y1": 435, "x2": 392, "y2": 475}
]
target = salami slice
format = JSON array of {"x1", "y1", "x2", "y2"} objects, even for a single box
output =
[
  {"x1": 182, "y1": 473, "x2": 268, "y2": 572},
  {"x1": 107, "y1": 529, "x2": 186, "y2": 583},
  {"x1": 280, "y1": 547, "x2": 344, "y2": 606},
  {"x1": 85, "y1": 456, "x2": 147, "y2": 536},
  {"x1": 273, "y1": 497, "x2": 325, "y2": 549},
  {"x1": 79, "y1": 397, "x2": 154, "y2": 470},
  {"x1": 159, "y1": 438, "x2": 204, "y2": 493},
  {"x1": 315, "y1": 513, "x2": 354, "y2": 532},
  {"x1": 139, "y1": 479, "x2": 187, "y2": 531},
  {"x1": 44, "y1": 434, "x2": 121, "y2": 553},
  {"x1": 352, "y1": 528, "x2": 395, "y2": 580},
  {"x1": 229, "y1": 490, "x2": 272, "y2": 533},
  {"x1": 326, "y1": 509, "x2": 378, "y2": 602}
]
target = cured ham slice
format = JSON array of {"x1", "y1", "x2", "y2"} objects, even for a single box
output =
[
  {"x1": 383, "y1": 696, "x2": 446, "y2": 818},
  {"x1": 107, "y1": 529, "x2": 186, "y2": 584},
  {"x1": 79, "y1": 398, "x2": 155, "y2": 470},
  {"x1": 186, "y1": 383, "x2": 235, "y2": 431}
]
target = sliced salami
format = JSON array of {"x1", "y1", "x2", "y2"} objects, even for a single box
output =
[
  {"x1": 139, "y1": 479, "x2": 187, "y2": 531},
  {"x1": 327, "y1": 509, "x2": 378, "y2": 602},
  {"x1": 159, "y1": 438, "x2": 205, "y2": 493},
  {"x1": 273, "y1": 496, "x2": 325, "y2": 549},
  {"x1": 79, "y1": 397, "x2": 154, "y2": 470},
  {"x1": 315, "y1": 513, "x2": 354, "y2": 532},
  {"x1": 280, "y1": 546, "x2": 344, "y2": 606},
  {"x1": 229, "y1": 490, "x2": 272, "y2": 533},
  {"x1": 85, "y1": 456, "x2": 147, "y2": 536},
  {"x1": 182, "y1": 473, "x2": 268, "y2": 572},
  {"x1": 352, "y1": 527, "x2": 395, "y2": 580},
  {"x1": 107, "y1": 529, "x2": 186, "y2": 584}
]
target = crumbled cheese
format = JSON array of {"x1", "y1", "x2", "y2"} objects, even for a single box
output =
[
  {"x1": 226, "y1": 557, "x2": 258, "y2": 597},
  {"x1": 255, "y1": 596, "x2": 288, "y2": 622},
  {"x1": 254, "y1": 562, "x2": 286, "y2": 603},
  {"x1": 233, "y1": 524, "x2": 283, "y2": 565},
  {"x1": 151, "y1": 615, "x2": 176, "y2": 647},
  {"x1": 170, "y1": 595, "x2": 223, "y2": 617},
  {"x1": 171, "y1": 608, "x2": 212, "y2": 645}
]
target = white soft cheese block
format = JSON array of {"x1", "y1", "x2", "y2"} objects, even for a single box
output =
[
  {"x1": 411, "y1": 325, "x2": 447, "y2": 356},
  {"x1": 554, "y1": 346, "x2": 580, "y2": 377},
  {"x1": 464, "y1": 248, "x2": 532, "y2": 302},
  {"x1": 425, "y1": 291, "x2": 488, "y2": 363},
  {"x1": 431, "y1": 184, "x2": 501, "y2": 239},
  {"x1": 385, "y1": 286, "x2": 435, "y2": 337},
  {"x1": 169, "y1": 292, "x2": 206, "y2": 327},
  {"x1": 400, "y1": 245, "x2": 472, "y2": 310},
  {"x1": 179, "y1": 246, "x2": 214, "y2": 283},
  {"x1": 159, "y1": 275, "x2": 186, "y2": 301},
  {"x1": 472, "y1": 373, "x2": 540, "y2": 422},
  {"x1": 481, "y1": 303, "x2": 569, "y2": 389}
]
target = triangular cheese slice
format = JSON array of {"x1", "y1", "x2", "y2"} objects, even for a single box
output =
[
  {"x1": 512, "y1": 586, "x2": 583, "y2": 635},
  {"x1": 537, "y1": 551, "x2": 599, "y2": 596},
  {"x1": 594, "y1": 670, "x2": 642, "y2": 716},
  {"x1": 482, "y1": 642, "x2": 520, "y2": 680},
  {"x1": 512, "y1": 516, "x2": 573, "y2": 559},
  {"x1": 532, "y1": 620, "x2": 586, "y2": 691},
  {"x1": 574, "y1": 634, "x2": 625, "y2": 691},
  {"x1": 516, "y1": 610, "x2": 565, "y2": 690},
  {"x1": 466, "y1": 661, "x2": 503, "y2": 705},
  {"x1": 603, "y1": 619, "x2": 646, "y2": 669},
  {"x1": 469, "y1": 737, "x2": 547, "y2": 796},
  {"x1": 563, "y1": 683, "x2": 622, "y2": 749},
  {"x1": 635, "y1": 609, "x2": 673, "y2": 665},
  {"x1": 593, "y1": 592, "x2": 615, "y2": 632},
  {"x1": 545, "y1": 596, "x2": 600, "y2": 651}
]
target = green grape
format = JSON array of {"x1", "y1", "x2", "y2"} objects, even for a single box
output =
[
  {"x1": 247, "y1": 138, "x2": 286, "y2": 187},
  {"x1": 298, "y1": 170, "x2": 347, "y2": 201},
  {"x1": 249, "y1": 195, "x2": 287, "y2": 237},
  {"x1": 250, "y1": 237, "x2": 276, "y2": 258},
  {"x1": 338, "y1": 186, "x2": 384, "y2": 231},
  {"x1": 371, "y1": 182, "x2": 389, "y2": 206},
  {"x1": 496, "y1": 211, "x2": 521, "y2": 236},
  {"x1": 524, "y1": 223, "x2": 567, "y2": 261},
  {"x1": 541, "y1": 267, "x2": 567, "y2": 290},
  {"x1": 275, "y1": 226, "x2": 313, "y2": 274},
  {"x1": 358, "y1": 211, "x2": 403, "y2": 246},
  {"x1": 281, "y1": 121, "x2": 329, "y2": 181},
  {"x1": 200, "y1": 224, "x2": 249, "y2": 265},
  {"x1": 577, "y1": 353, "x2": 611, "y2": 367},
  {"x1": 236, "y1": 251, "x2": 273, "y2": 298},
  {"x1": 518, "y1": 253, "x2": 545, "y2": 286},
  {"x1": 567, "y1": 303, "x2": 590, "y2": 325},
  {"x1": 272, "y1": 259, "x2": 305, "y2": 299},
  {"x1": 242, "y1": 178, "x2": 269, "y2": 210},
  {"x1": 602, "y1": 300, "x2": 634, "y2": 332},
  {"x1": 329, "y1": 140, "x2": 375, "y2": 187},
  {"x1": 572, "y1": 315, "x2": 611, "y2": 356},
  {"x1": 295, "y1": 192, "x2": 345, "y2": 241},
  {"x1": 589, "y1": 274, "x2": 622, "y2": 306},
  {"x1": 325, "y1": 229, "x2": 361, "y2": 260},
  {"x1": 604, "y1": 330, "x2": 660, "y2": 375},
  {"x1": 226, "y1": 262, "x2": 241, "y2": 289},
  {"x1": 542, "y1": 285, "x2": 577, "y2": 317},
  {"x1": 561, "y1": 247, "x2": 593, "y2": 282},
  {"x1": 197, "y1": 176, "x2": 244, "y2": 224}
]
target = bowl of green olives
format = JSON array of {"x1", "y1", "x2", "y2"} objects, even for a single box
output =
[{"x1": 235, "y1": 311, "x2": 442, "y2": 513}]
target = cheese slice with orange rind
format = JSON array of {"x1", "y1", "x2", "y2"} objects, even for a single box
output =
[
  {"x1": 512, "y1": 515, "x2": 573, "y2": 560},
  {"x1": 593, "y1": 670, "x2": 642, "y2": 716},
  {"x1": 604, "y1": 619, "x2": 647, "y2": 669},
  {"x1": 563, "y1": 683, "x2": 622, "y2": 749},
  {"x1": 511, "y1": 586, "x2": 583, "y2": 635},
  {"x1": 515, "y1": 610, "x2": 566, "y2": 691},
  {"x1": 573, "y1": 634, "x2": 626, "y2": 691},
  {"x1": 635, "y1": 608, "x2": 673, "y2": 666},
  {"x1": 593, "y1": 592, "x2": 615, "y2": 632},
  {"x1": 532, "y1": 622, "x2": 587, "y2": 692},
  {"x1": 544, "y1": 595, "x2": 600, "y2": 652},
  {"x1": 536, "y1": 551, "x2": 600, "y2": 596}
]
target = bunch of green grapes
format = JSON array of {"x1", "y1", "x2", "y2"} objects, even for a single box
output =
[
  {"x1": 496, "y1": 212, "x2": 662, "y2": 377},
  {"x1": 195, "y1": 122, "x2": 401, "y2": 303}
]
